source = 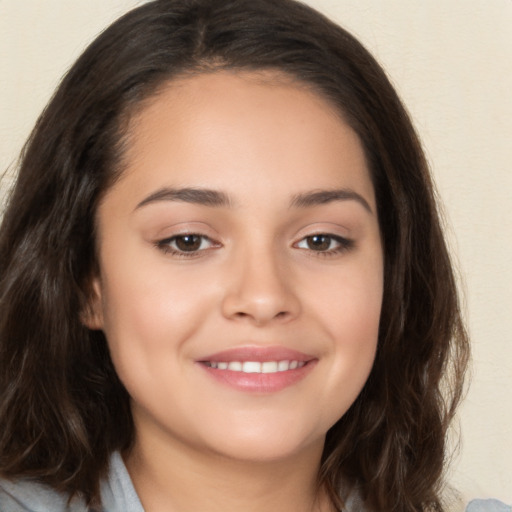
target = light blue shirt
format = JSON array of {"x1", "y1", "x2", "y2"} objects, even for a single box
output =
[
  {"x1": 0, "y1": 452, "x2": 144, "y2": 512},
  {"x1": 466, "y1": 499, "x2": 511, "y2": 512},
  {"x1": 0, "y1": 454, "x2": 509, "y2": 511}
]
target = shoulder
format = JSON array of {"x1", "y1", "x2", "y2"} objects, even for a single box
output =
[
  {"x1": 0, "y1": 476, "x2": 88, "y2": 512},
  {"x1": 99, "y1": 452, "x2": 144, "y2": 512},
  {"x1": 0, "y1": 453, "x2": 143, "y2": 512},
  {"x1": 466, "y1": 499, "x2": 512, "y2": 512}
]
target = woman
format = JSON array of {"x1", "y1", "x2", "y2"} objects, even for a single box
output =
[{"x1": 0, "y1": 0, "x2": 471, "y2": 510}]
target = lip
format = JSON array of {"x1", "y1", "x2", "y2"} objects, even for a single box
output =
[
  {"x1": 199, "y1": 345, "x2": 314, "y2": 363},
  {"x1": 196, "y1": 345, "x2": 317, "y2": 393}
]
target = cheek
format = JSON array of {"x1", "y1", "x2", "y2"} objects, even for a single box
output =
[
  {"x1": 325, "y1": 283, "x2": 381, "y2": 377},
  {"x1": 97, "y1": 254, "x2": 218, "y2": 374},
  {"x1": 308, "y1": 249, "x2": 383, "y2": 342},
  {"x1": 304, "y1": 255, "x2": 383, "y2": 417}
]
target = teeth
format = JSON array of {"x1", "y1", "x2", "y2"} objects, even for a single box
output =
[
  {"x1": 207, "y1": 360, "x2": 305, "y2": 373},
  {"x1": 278, "y1": 360, "x2": 289, "y2": 372},
  {"x1": 261, "y1": 361, "x2": 278, "y2": 373},
  {"x1": 242, "y1": 361, "x2": 261, "y2": 373}
]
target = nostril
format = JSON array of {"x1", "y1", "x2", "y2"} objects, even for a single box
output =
[
  {"x1": 231, "y1": 309, "x2": 289, "y2": 323},
  {"x1": 221, "y1": 283, "x2": 301, "y2": 324}
]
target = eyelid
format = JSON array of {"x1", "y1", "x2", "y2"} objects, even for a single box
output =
[
  {"x1": 293, "y1": 232, "x2": 355, "y2": 256},
  {"x1": 155, "y1": 233, "x2": 221, "y2": 258}
]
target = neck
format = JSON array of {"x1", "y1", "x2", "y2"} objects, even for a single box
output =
[{"x1": 125, "y1": 426, "x2": 332, "y2": 512}]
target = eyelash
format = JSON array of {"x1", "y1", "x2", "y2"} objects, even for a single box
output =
[
  {"x1": 155, "y1": 233, "x2": 354, "y2": 258},
  {"x1": 155, "y1": 234, "x2": 218, "y2": 258},
  {"x1": 295, "y1": 234, "x2": 354, "y2": 257}
]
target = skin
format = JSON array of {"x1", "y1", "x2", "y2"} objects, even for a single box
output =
[{"x1": 87, "y1": 70, "x2": 383, "y2": 512}]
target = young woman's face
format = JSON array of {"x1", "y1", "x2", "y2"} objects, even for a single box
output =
[{"x1": 89, "y1": 71, "x2": 383, "y2": 463}]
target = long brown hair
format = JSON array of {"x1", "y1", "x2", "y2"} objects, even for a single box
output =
[{"x1": 0, "y1": 1, "x2": 469, "y2": 510}]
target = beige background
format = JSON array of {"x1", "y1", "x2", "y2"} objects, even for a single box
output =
[{"x1": 1, "y1": 0, "x2": 511, "y2": 506}]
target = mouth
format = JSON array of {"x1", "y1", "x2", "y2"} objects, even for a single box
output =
[
  {"x1": 197, "y1": 346, "x2": 316, "y2": 393},
  {"x1": 203, "y1": 360, "x2": 307, "y2": 373}
]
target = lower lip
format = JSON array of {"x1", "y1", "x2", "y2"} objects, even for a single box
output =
[{"x1": 198, "y1": 361, "x2": 317, "y2": 393}]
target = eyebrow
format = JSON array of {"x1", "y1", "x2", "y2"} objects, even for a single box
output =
[
  {"x1": 135, "y1": 187, "x2": 231, "y2": 209},
  {"x1": 135, "y1": 186, "x2": 372, "y2": 213},
  {"x1": 290, "y1": 189, "x2": 373, "y2": 213}
]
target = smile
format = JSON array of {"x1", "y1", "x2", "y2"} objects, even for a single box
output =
[
  {"x1": 204, "y1": 360, "x2": 306, "y2": 373},
  {"x1": 198, "y1": 347, "x2": 316, "y2": 393}
]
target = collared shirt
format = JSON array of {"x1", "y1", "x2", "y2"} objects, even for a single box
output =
[{"x1": 1, "y1": 454, "x2": 509, "y2": 511}]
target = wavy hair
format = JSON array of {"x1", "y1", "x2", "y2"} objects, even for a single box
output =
[{"x1": 0, "y1": 0, "x2": 469, "y2": 509}]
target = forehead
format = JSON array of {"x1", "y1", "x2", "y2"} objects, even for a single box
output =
[{"x1": 108, "y1": 70, "x2": 375, "y2": 211}]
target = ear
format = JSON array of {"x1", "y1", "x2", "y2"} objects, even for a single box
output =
[{"x1": 81, "y1": 277, "x2": 104, "y2": 330}]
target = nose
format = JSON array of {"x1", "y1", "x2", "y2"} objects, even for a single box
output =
[{"x1": 221, "y1": 245, "x2": 301, "y2": 326}]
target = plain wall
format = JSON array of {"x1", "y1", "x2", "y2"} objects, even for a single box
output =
[{"x1": 1, "y1": 0, "x2": 511, "y2": 506}]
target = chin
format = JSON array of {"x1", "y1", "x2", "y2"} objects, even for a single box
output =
[{"x1": 201, "y1": 420, "x2": 327, "y2": 464}]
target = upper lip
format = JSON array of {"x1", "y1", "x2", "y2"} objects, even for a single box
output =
[{"x1": 198, "y1": 345, "x2": 315, "y2": 363}]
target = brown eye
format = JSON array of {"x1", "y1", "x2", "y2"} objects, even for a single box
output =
[
  {"x1": 157, "y1": 234, "x2": 216, "y2": 256},
  {"x1": 174, "y1": 235, "x2": 202, "y2": 252},
  {"x1": 295, "y1": 233, "x2": 353, "y2": 255},
  {"x1": 306, "y1": 235, "x2": 332, "y2": 251}
]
